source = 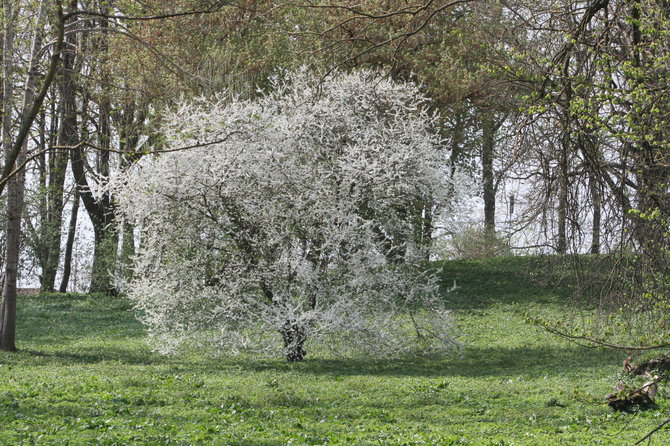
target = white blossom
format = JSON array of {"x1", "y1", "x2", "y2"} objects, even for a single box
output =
[{"x1": 114, "y1": 69, "x2": 461, "y2": 360}]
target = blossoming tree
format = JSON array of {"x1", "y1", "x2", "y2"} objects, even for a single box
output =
[{"x1": 115, "y1": 70, "x2": 460, "y2": 361}]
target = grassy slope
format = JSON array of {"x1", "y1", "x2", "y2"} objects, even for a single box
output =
[{"x1": 0, "y1": 257, "x2": 667, "y2": 445}]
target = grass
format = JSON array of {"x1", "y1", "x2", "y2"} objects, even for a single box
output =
[{"x1": 0, "y1": 257, "x2": 668, "y2": 445}]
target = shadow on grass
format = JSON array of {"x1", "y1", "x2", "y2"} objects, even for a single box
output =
[
  {"x1": 229, "y1": 345, "x2": 622, "y2": 378},
  {"x1": 13, "y1": 346, "x2": 162, "y2": 366},
  {"x1": 4, "y1": 342, "x2": 622, "y2": 380},
  {"x1": 9, "y1": 257, "x2": 618, "y2": 378}
]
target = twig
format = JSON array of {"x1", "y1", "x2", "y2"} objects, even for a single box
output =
[
  {"x1": 539, "y1": 324, "x2": 670, "y2": 351},
  {"x1": 631, "y1": 418, "x2": 670, "y2": 446}
]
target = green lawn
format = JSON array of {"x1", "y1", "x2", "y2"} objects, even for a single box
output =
[{"x1": 0, "y1": 257, "x2": 667, "y2": 445}]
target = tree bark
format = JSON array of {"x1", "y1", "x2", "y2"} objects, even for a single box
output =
[
  {"x1": 0, "y1": 0, "x2": 19, "y2": 350},
  {"x1": 625, "y1": 0, "x2": 670, "y2": 256},
  {"x1": 88, "y1": 84, "x2": 117, "y2": 294},
  {"x1": 35, "y1": 107, "x2": 53, "y2": 283},
  {"x1": 1, "y1": 144, "x2": 26, "y2": 351},
  {"x1": 71, "y1": 127, "x2": 117, "y2": 294},
  {"x1": 482, "y1": 112, "x2": 496, "y2": 239},
  {"x1": 281, "y1": 322, "x2": 307, "y2": 362},
  {"x1": 0, "y1": 0, "x2": 54, "y2": 349},
  {"x1": 69, "y1": 9, "x2": 119, "y2": 294},
  {"x1": 59, "y1": 189, "x2": 79, "y2": 292},
  {"x1": 556, "y1": 145, "x2": 569, "y2": 255},
  {"x1": 89, "y1": 227, "x2": 118, "y2": 294}
]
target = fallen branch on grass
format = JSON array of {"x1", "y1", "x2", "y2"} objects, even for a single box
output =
[{"x1": 606, "y1": 355, "x2": 669, "y2": 411}]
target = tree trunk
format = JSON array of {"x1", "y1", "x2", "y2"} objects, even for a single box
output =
[
  {"x1": 632, "y1": 151, "x2": 668, "y2": 257},
  {"x1": 89, "y1": 224, "x2": 118, "y2": 294},
  {"x1": 35, "y1": 106, "x2": 52, "y2": 282},
  {"x1": 0, "y1": 0, "x2": 52, "y2": 348},
  {"x1": 448, "y1": 112, "x2": 464, "y2": 185},
  {"x1": 482, "y1": 113, "x2": 496, "y2": 239},
  {"x1": 41, "y1": 157, "x2": 68, "y2": 291},
  {"x1": 59, "y1": 189, "x2": 79, "y2": 292},
  {"x1": 1, "y1": 143, "x2": 26, "y2": 351},
  {"x1": 86, "y1": 90, "x2": 118, "y2": 294},
  {"x1": 280, "y1": 322, "x2": 307, "y2": 362},
  {"x1": 41, "y1": 1, "x2": 77, "y2": 291},
  {"x1": 557, "y1": 86, "x2": 571, "y2": 255},
  {"x1": 0, "y1": 0, "x2": 65, "y2": 198},
  {"x1": 555, "y1": 47, "x2": 576, "y2": 255},
  {"x1": 70, "y1": 24, "x2": 119, "y2": 294},
  {"x1": 79, "y1": 11, "x2": 119, "y2": 294},
  {"x1": 556, "y1": 146, "x2": 568, "y2": 255},
  {"x1": 71, "y1": 139, "x2": 118, "y2": 294},
  {"x1": 625, "y1": 1, "x2": 669, "y2": 256},
  {"x1": 0, "y1": 0, "x2": 19, "y2": 351}
]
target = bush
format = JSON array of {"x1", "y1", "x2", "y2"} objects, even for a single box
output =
[
  {"x1": 114, "y1": 69, "x2": 462, "y2": 361},
  {"x1": 443, "y1": 226, "x2": 512, "y2": 260}
]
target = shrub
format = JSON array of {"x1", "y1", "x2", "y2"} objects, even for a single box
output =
[{"x1": 443, "y1": 226, "x2": 512, "y2": 260}]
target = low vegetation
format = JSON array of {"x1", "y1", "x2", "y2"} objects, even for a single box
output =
[{"x1": 0, "y1": 257, "x2": 667, "y2": 445}]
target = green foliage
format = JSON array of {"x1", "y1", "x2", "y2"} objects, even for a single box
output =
[{"x1": 0, "y1": 259, "x2": 667, "y2": 444}]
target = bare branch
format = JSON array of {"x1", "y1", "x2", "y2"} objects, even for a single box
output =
[
  {"x1": 631, "y1": 418, "x2": 670, "y2": 446},
  {"x1": 539, "y1": 323, "x2": 670, "y2": 351}
]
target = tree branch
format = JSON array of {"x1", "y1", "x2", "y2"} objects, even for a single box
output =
[
  {"x1": 631, "y1": 418, "x2": 670, "y2": 446},
  {"x1": 539, "y1": 323, "x2": 670, "y2": 351}
]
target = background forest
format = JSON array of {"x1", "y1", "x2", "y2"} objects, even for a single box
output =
[
  {"x1": 2, "y1": 0, "x2": 667, "y2": 346},
  {"x1": 1, "y1": 0, "x2": 670, "y2": 444}
]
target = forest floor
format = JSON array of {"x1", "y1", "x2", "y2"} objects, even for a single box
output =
[{"x1": 0, "y1": 257, "x2": 667, "y2": 445}]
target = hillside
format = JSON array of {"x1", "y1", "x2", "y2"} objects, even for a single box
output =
[{"x1": 0, "y1": 257, "x2": 666, "y2": 445}]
